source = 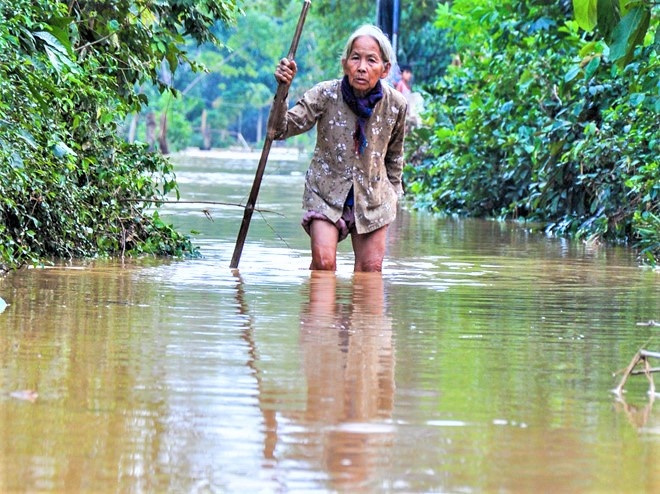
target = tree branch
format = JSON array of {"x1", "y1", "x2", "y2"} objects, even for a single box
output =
[{"x1": 123, "y1": 198, "x2": 284, "y2": 216}]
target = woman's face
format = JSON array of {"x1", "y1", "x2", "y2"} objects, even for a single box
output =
[{"x1": 342, "y1": 36, "x2": 390, "y2": 97}]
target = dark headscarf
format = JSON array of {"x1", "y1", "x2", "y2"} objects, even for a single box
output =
[{"x1": 341, "y1": 75, "x2": 384, "y2": 155}]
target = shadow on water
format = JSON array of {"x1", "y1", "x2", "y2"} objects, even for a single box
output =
[{"x1": 1, "y1": 153, "x2": 659, "y2": 492}]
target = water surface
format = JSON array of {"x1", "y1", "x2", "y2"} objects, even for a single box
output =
[{"x1": 1, "y1": 152, "x2": 659, "y2": 493}]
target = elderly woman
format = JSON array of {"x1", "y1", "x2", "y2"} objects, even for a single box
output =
[{"x1": 274, "y1": 25, "x2": 407, "y2": 272}]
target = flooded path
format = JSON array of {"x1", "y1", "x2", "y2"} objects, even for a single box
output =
[{"x1": 1, "y1": 152, "x2": 659, "y2": 492}]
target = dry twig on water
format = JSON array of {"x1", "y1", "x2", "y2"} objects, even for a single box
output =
[{"x1": 613, "y1": 349, "x2": 660, "y2": 396}]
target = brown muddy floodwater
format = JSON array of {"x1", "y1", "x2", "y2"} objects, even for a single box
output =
[{"x1": 1, "y1": 151, "x2": 659, "y2": 493}]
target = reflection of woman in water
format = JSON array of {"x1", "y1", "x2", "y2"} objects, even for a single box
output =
[{"x1": 295, "y1": 270, "x2": 395, "y2": 490}]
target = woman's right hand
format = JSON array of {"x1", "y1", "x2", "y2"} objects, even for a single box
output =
[{"x1": 274, "y1": 58, "x2": 297, "y2": 85}]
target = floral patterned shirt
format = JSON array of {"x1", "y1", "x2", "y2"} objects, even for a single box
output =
[{"x1": 273, "y1": 79, "x2": 407, "y2": 234}]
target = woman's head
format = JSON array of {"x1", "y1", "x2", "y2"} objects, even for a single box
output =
[
  {"x1": 341, "y1": 25, "x2": 394, "y2": 65},
  {"x1": 341, "y1": 25, "x2": 393, "y2": 96}
]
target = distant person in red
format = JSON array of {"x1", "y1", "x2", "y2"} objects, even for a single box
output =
[
  {"x1": 395, "y1": 64, "x2": 422, "y2": 129},
  {"x1": 395, "y1": 64, "x2": 413, "y2": 96}
]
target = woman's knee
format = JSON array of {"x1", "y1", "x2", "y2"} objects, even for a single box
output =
[
  {"x1": 354, "y1": 258, "x2": 383, "y2": 272},
  {"x1": 311, "y1": 244, "x2": 337, "y2": 270},
  {"x1": 310, "y1": 254, "x2": 337, "y2": 271},
  {"x1": 352, "y1": 226, "x2": 387, "y2": 272}
]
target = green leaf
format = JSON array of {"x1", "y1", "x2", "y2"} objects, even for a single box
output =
[
  {"x1": 18, "y1": 130, "x2": 37, "y2": 149},
  {"x1": 584, "y1": 56, "x2": 601, "y2": 78},
  {"x1": 44, "y1": 45, "x2": 65, "y2": 73},
  {"x1": 609, "y1": 6, "x2": 651, "y2": 66},
  {"x1": 565, "y1": 65, "x2": 581, "y2": 82},
  {"x1": 166, "y1": 49, "x2": 179, "y2": 73},
  {"x1": 596, "y1": 0, "x2": 620, "y2": 41},
  {"x1": 33, "y1": 31, "x2": 67, "y2": 54},
  {"x1": 629, "y1": 93, "x2": 645, "y2": 106},
  {"x1": 37, "y1": 30, "x2": 78, "y2": 74},
  {"x1": 578, "y1": 41, "x2": 600, "y2": 57},
  {"x1": 52, "y1": 142, "x2": 77, "y2": 158},
  {"x1": 10, "y1": 152, "x2": 24, "y2": 169},
  {"x1": 43, "y1": 24, "x2": 75, "y2": 57},
  {"x1": 107, "y1": 19, "x2": 120, "y2": 32},
  {"x1": 573, "y1": 0, "x2": 598, "y2": 31}
]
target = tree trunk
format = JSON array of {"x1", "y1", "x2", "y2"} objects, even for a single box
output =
[
  {"x1": 256, "y1": 107, "x2": 263, "y2": 144},
  {"x1": 146, "y1": 112, "x2": 156, "y2": 152},
  {"x1": 157, "y1": 59, "x2": 171, "y2": 154},
  {"x1": 201, "y1": 109, "x2": 212, "y2": 150},
  {"x1": 158, "y1": 111, "x2": 169, "y2": 155},
  {"x1": 127, "y1": 113, "x2": 138, "y2": 143}
]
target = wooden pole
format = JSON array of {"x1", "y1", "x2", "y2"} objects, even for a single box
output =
[{"x1": 229, "y1": 0, "x2": 311, "y2": 269}]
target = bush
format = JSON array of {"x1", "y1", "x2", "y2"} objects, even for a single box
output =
[
  {"x1": 1, "y1": 0, "x2": 241, "y2": 272},
  {"x1": 404, "y1": 2, "x2": 659, "y2": 264}
]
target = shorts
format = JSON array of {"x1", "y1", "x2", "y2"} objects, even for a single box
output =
[{"x1": 301, "y1": 205, "x2": 356, "y2": 242}]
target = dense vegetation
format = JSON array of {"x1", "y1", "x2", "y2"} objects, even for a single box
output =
[
  {"x1": 2, "y1": 0, "x2": 657, "y2": 270},
  {"x1": 404, "y1": 0, "x2": 659, "y2": 264},
  {"x1": 0, "y1": 0, "x2": 242, "y2": 272}
]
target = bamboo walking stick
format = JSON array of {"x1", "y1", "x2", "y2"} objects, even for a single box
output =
[{"x1": 230, "y1": 0, "x2": 311, "y2": 269}]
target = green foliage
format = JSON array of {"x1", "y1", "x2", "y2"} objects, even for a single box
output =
[
  {"x1": 397, "y1": 1, "x2": 452, "y2": 81},
  {"x1": 154, "y1": 1, "x2": 323, "y2": 150},
  {"x1": 1, "y1": 0, "x2": 242, "y2": 271},
  {"x1": 122, "y1": 0, "x2": 448, "y2": 150},
  {"x1": 404, "y1": 0, "x2": 659, "y2": 264},
  {"x1": 573, "y1": 0, "x2": 654, "y2": 66}
]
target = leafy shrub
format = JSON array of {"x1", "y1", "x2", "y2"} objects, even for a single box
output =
[
  {"x1": 1, "y1": 0, "x2": 241, "y2": 272},
  {"x1": 404, "y1": 1, "x2": 659, "y2": 264}
]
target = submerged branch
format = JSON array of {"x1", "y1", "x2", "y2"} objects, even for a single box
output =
[{"x1": 631, "y1": 367, "x2": 660, "y2": 376}]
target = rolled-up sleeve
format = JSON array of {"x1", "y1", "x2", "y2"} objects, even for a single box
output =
[{"x1": 273, "y1": 83, "x2": 326, "y2": 140}]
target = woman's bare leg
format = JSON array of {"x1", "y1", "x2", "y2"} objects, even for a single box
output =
[
  {"x1": 351, "y1": 225, "x2": 388, "y2": 272},
  {"x1": 309, "y1": 220, "x2": 339, "y2": 271}
]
